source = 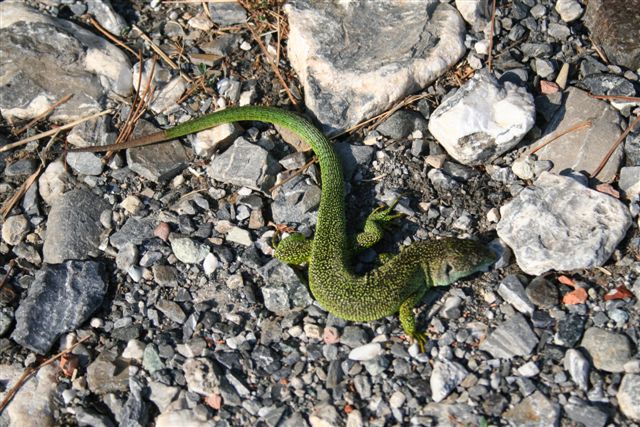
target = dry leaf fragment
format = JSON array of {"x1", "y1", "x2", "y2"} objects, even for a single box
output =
[
  {"x1": 603, "y1": 285, "x2": 634, "y2": 301},
  {"x1": 204, "y1": 393, "x2": 222, "y2": 410},
  {"x1": 563, "y1": 288, "x2": 588, "y2": 305},
  {"x1": 60, "y1": 354, "x2": 79, "y2": 377},
  {"x1": 558, "y1": 275, "x2": 577, "y2": 288}
]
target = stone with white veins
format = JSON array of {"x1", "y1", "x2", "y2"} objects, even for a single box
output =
[
  {"x1": 555, "y1": 0, "x2": 584, "y2": 22},
  {"x1": 497, "y1": 172, "x2": 631, "y2": 275},
  {"x1": 431, "y1": 359, "x2": 469, "y2": 402},
  {"x1": 0, "y1": 3, "x2": 131, "y2": 123},
  {"x1": 564, "y1": 348, "x2": 590, "y2": 391},
  {"x1": 285, "y1": 0, "x2": 466, "y2": 133},
  {"x1": 530, "y1": 88, "x2": 625, "y2": 183},
  {"x1": 11, "y1": 260, "x2": 107, "y2": 354},
  {"x1": 43, "y1": 189, "x2": 109, "y2": 264},
  {"x1": 498, "y1": 275, "x2": 535, "y2": 315},
  {"x1": 479, "y1": 313, "x2": 539, "y2": 359},
  {"x1": 617, "y1": 374, "x2": 640, "y2": 421},
  {"x1": 428, "y1": 69, "x2": 535, "y2": 165}
]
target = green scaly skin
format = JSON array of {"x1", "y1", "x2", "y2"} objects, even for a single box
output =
[{"x1": 71, "y1": 106, "x2": 496, "y2": 348}]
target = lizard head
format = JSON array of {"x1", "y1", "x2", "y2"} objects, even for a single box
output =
[{"x1": 429, "y1": 238, "x2": 497, "y2": 287}]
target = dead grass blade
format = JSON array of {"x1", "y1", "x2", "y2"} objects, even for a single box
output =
[
  {"x1": 530, "y1": 120, "x2": 592, "y2": 155},
  {"x1": 13, "y1": 95, "x2": 73, "y2": 137},
  {"x1": 0, "y1": 165, "x2": 44, "y2": 220},
  {"x1": 591, "y1": 114, "x2": 640, "y2": 178},
  {"x1": 588, "y1": 94, "x2": 640, "y2": 103},
  {"x1": 88, "y1": 17, "x2": 136, "y2": 56},
  {"x1": 0, "y1": 335, "x2": 91, "y2": 413},
  {"x1": 487, "y1": 0, "x2": 497, "y2": 71},
  {"x1": 0, "y1": 109, "x2": 113, "y2": 154},
  {"x1": 589, "y1": 36, "x2": 610, "y2": 64}
]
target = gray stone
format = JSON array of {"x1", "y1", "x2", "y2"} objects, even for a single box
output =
[
  {"x1": 526, "y1": 276, "x2": 558, "y2": 308},
  {"x1": 43, "y1": 189, "x2": 109, "y2": 263},
  {"x1": 340, "y1": 326, "x2": 369, "y2": 348},
  {"x1": 333, "y1": 142, "x2": 375, "y2": 181},
  {"x1": 271, "y1": 175, "x2": 321, "y2": 226},
  {"x1": 258, "y1": 259, "x2": 313, "y2": 314},
  {"x1": 87, "y1": 347, "x2": 132, "y2": 395},
  {"x1": 119, "y1": 377, "x2": 148, "y2": 427},
  {"x1": 455, "y1": 0, "x2": 489, "y2": 28},
  {"x1": 618, "y1": 374, "x2": 640, "y2": 421},
  {"x1": 75, "y1": 407, "x2": 116, "y2": 427},
  {"x1": 2, "y1": 364, "x2": 58, "y2": 427},
  {"x1": 66, "y1": 152, "x2": 104, "y2": 176},
  {"x1": 422, "y1": 403, "x2": 481, "y2": 426},
  {"x1": 581, "y1": 327, "x2": 632, "y2": 372},
  {"x1": 479, "y1": 313, "x2": 539, "y2": 359},
  {"x1": 156, "y1": 300, "x2": 186, "y2": 324},
  {"x1": 584, "y1": 0, "x2": 640, "y2": 69},
  {"x1": 564, "y1": 348, "x2": 590, "y2": 391},
  {"x1": 285, "y1": 1, "x2": 465, "y2": 133},
  {"x1": 110, "y1": 217, "x2": 155, "y2": 250},
  {"x1": 86, "y1": 0, "x2": 126, "y2": 35},
  {"x1": 578, "y1": 74, "x2": 637, "y2": 99},
  {"x1": 504, "y1": 391, "x2": 560, "y2": 427},
  {"x1": 498, "y1": 275, "x2": 535, "y2": 315},
  {"x1": 430, "y1": 359, "x2": 469, "y2": 402},
  {"x1": 208, "y1": 1, "x2": 248, "y2": 25},
  {"x1": 376, "y1": 110, "x2": 427, "y2": 140},
  {"x1": 127, "y1": 120, "x2": 188, "y2": 183},
  {"x1": 148, "y1": 381, "x2": 180, "y2": 412},
  {"x1": 619, "y1": 166, "x2": 640, "y2": 197},
  {"x1": 497, "y1": 172, "x2": 632, "y2": 275},
  {"x1": 170, "y1": 237, "x2": 209, "y2": 264},
  {"x1": 208, "y1": 137, "x2": 281, "y2": 192},
  {"x1": 4, "y1": 158, "x2": 36, "y2": 177},
  {"x1": 555, "y1": 313, "x2": 586, "y2": 347},
  {"x1": 142, "y1": 344, "x2": 165, "y2": 374},
  {"x1": 183, "y1": 357, "x2": 222, "y2": 395},
  {"x1": 192, "y1": 123, "x2": 242, "y2": 157},
  {"x1": 0, "y1": 3, "x2": 131, "y2": 123},
  {"x1": 428, "y1": 69, "x2": 535, "y2": 165},
  {"x1": 12, "y1": 261, "x2": 106, "y2": 354},
  {"x1": 38, "y1": 159, "x2": 69, "y2": 206},
  {"x1": 2, "y1": 214, "x2": 29, "y2": 245},
  {"x1": 564, "y1": 399, "x2": 608, "y2": 427}
]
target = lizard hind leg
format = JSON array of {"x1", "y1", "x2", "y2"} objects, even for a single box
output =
[
  {"x1": 353, "y1": 196, "x2": 405, "y2": 252},
  {"x1": 274, "y1": 233, "x2": 312, "y2": 265},
  {"x1": 399, "y1": 272, "x2": 429, "y2": 352}
]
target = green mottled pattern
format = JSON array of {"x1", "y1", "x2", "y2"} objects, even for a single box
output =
[{"x1": 153, "y1": 106, "x2": 495, "y2": 341}]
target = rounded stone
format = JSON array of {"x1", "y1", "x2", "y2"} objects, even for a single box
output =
[{"x1": 580, "y1": 327, "x2": 632, "y2": 372}]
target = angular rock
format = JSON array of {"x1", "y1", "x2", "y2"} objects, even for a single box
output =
[
  {"x1": 581, "y1": 327, "x2": 632, "y2": 373},
  {"x1": 156, "y1": 409, "x2": 212, "y2": 427},
  {"x1": 149, "y1": 77, "x2": 187, "y2": 114},
  {"x1": 0, "y1": 3, "x2": 131, "y2": 122},
  {"x1": 87, "y1": 346, "x2": 131, "y2": 394},
  {"x1": 530, "y1": 88, "x2": 625, "y2": 182},
  {"x1": 271, "y1": 175, "x2": 321, "y2": 226},
  {"x1": 2, "y1": 214, "x2": 29, "y2": 246},
  {"x1": 422, "y1": 403, "x2": 480, "y2": 426},
  {"x1": 584, "y1": 0, "x2": 640, "y2": 69},
  {"x1": 564, "y1": 398, "x2": 608, "y2": 427},
  {"x1": 376, "y1": 110, "x2": 428, "y2": 140},
  {"x1": 285, "y1": 0, "x2": 466, "y2": 133},
  {"x1": 258, "y1": 259, "x2": 313, "y2": 314},
  {"x1": 554, "y1": 0, "x2": 584, "y2": 22},
  {"x1": 428, "y1": 69, "x2": 535, "y2": 165},
  {"x1": 498, "y1": 275, "x2": 535, "y2": 315},
  {"x1": 12, "y1": 261, "x2": 107, "y2": 354},
  {"x1": 430, "y1": 359, "x2": 469, "y2": 402},
  {"x1": 554, "y1": 313, "x2": 586, "y2": 348},
  {"x1": 66, "y1": 152, "x2": 104, "y2": 176},
  {"x1": 208, "y1": 137, "x2": 281, "y2": 192},
  {"x1": 38, "y1": 159, "x2": 69, "y2": 206},
  {"x1": 619, "y1": 166, "x2": 640, "y2": 197},
  {"x1": 183, "y1": 357, "x2": 222, "y2": 396},
  {"x1": 479, "y1": 313, "x2": 539, "y2": 359},
  {"x1": 617, "y1": 374, "x2": 640, "y2": 421},
  {"x1": 43, "y1": 189, "x2": 109, "y2": 264},
  {"x1": 455, "y1": 0, "x2": 489, "y2": 28},
  {"x1": 333, "y1": 142, "x2": 375, "y2": 181},
  {"x1": 192, "y1": 122, "x2": 242, "y2": 157},
  {"x1": 86, "y1": 0, "x2": 127, "y2": 35},
  {"x1": 208, "y1": 1, "x2": 248, "y2": 25},
  {"x1": 497, "y1": 172, "x2": 632, "y2": 275},
  {"x1": 525, "y1": 276, "x2": 558, "y2": 308},
  {"x1": 68, "y1": 116, "x2": 117, "y2": 148},
  {"x1": 127, "y1": 120, "x2": 188, "y2": 183},
  {"x1": 2, "y1": 364, "x2": 57, "y2": 427},
  {"x1": 110, "y1": 217, "x2": 156, "y2": 250},
  {"x1": 564, "y1": 348, "x2": 590, "y2": 391},
  {"x1": 503, "y1": 391, "x2": 560, "y2": 427}
]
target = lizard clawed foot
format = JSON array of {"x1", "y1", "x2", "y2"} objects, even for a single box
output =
[
  {"x1": 368, "y1": 196, "x2": 405, "y2": 227},
  {"x1": 406, "y1": 331, "x2": 428, "y2": 353}
]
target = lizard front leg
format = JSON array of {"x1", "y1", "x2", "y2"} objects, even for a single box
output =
[
  {"x1": 399, "y1": 273, "x2": 429, "y2": 352},
  {"x1": 274, "y1": 233, "x2": 312, "y2": 265}
]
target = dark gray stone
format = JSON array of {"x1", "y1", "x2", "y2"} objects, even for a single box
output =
[
  {"x1": 479, "y1": 313, "x2": 539, "y2": 359},
  {"x1": 564, "y1": 399, "x2": 608, "y2": 427},
  {"x1": 333, "y1": 142, "x2": 374, "y2": 181},
  {"x1": 258, "y1": 259, "x2": 313, "y2": 314},
  {"x1": 577, "y1": 74, "x2": 637, "y2": 98},
  {"x1": 554, "y1": 313, "x2": 586, "y2": 347},
  {"x1": 109, "y1": 217, "x2": 156, "y2": 250},
  {"x1": 376, "y1": 110, "x2": 428, "y2": 140},
  {"x1": 43, "y1": 189, "x2": 109, "y2": 264},
  {"x1": 271, "y1": 175, "x2": 321, "y2": 226},
  {"x1": 12, "y1": 260, "x2": 107, "y2": 354},
  {"x1": 526, "y1": 277, "x2": 558, "y2": 308}
]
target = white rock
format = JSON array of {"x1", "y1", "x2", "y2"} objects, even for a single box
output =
[
  {"x1": 38, "y1": 159, "x2": 68, "y2": 206},
  {"x1": 151, "y1": 76, "x2": 187, "y2": 114},
  {"x1": 193, "y1": 123, "x2": 241, "y2": 157},
  {"x1": 555, "y1": 0, "x2": 584, "y2": 22},
  {"x1": 619, "y1": 166, "x2": 640, "y2": 197},
  {"x1": 149, "y1": 381, "x2": 181, "y2": 413},
  {"x1": 285, "y1": 1, "x2": 465, "y2": 133},
  {"x1": 564, "y1": 348, "x2": 590, "y2": 391},
  {"x1": 122, "y1": 339, "x2": 145, "y2": 361},
  {"x1": 430, "y1": 359, "x2": 469, "y2": 402},
  {"x1": 187, "y1": 13, "x2": 213, "y2": 31},
  {"x1": 348, "y1": 343, "x2": 382, "y2": 361},
  {"x1": 226, "y1": 226, "x2": 252, "y2": 246},
  {"x1": 86, "y1": 0, "x2": 127, "y2": 35},
  {"x1": 2, "y1": 215, "x2": 29, "y2": 245},
  {"x1": 428, "y1": 69, "x2": 535, "y2": 165},
  {"x1": 455, "y1": 0, "x2": 490, "y2": 28},
  {"x1": 617, "y1": 374, "x2": 640, "y2": 421},
  {"x1": 497, "y1": 172, "x2": 632, "y2": 275},
  {"x1": 1, "y1": 364, "x2": 57, "y2": 427},
  {"x1": 517, "y1": 361, "x2": 540, "y2": 377},
  {"x1": 120, "y1": 195, "x2": 143, "y2": 214},
  {"x1": 203, "y1": 253, "x2": 219, "y2": 276},
  {"x1": 156, "y1": 409, "x2": 214, "y2": 427}
]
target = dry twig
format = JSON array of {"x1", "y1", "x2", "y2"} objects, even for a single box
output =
[
  {"x1": 13, "y1": 95, "x2": 73, "y2": 137},
  {"x1": 591, "y1": 114, "x2": 640, "y2": 178},
  {"x1": 530, "y1": 120, "x2": 592, "y2": 155},
  {"x1": 588, "y1": 94, "x2": 640, "y2": 103},
  {"x1": 88, "y1": 17, "x2": 136, "y2": 56},
  {"x1": 487, "y1": 0, "x2": 497, "y2": 71}
]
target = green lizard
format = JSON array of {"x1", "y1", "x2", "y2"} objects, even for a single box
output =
[{"x1": 71, "y1": 106, "x2": 496, "y2": 349}]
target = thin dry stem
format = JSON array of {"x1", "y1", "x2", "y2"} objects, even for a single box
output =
[
  {"x1": 589, "y1": 36, "x2": 610, "y2": 64},
  {"x1": 530, "y1": 120, "x2": 592, "y2": 155},
  {"x1": 0, "y1": 165, "x2": 44, "y2": 219},
  {"x1": 487, "y1": 0, "x2": 497, "y2": 71},
  {"x1": 591, "y1": 114, "x2": 640, "y2": 178},
  {"x1": 589, "y1": 94, "x2": 640, "y2": 103},
  {"x1": 88, "y1": 17, "x2": 136, "y2": 56},
  {"x1": 13, "y1": 95, "x2": 73, "y2": 136}
]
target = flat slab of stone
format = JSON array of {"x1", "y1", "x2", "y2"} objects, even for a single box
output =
[
  {"x1": 497, "y1": 172, "x2": 631, "y2": 275},
  {"x1": 285, "y1": 0, "x2": 466, "y2": 133},
  {"x1": 583, "y1": 0, "x2": 640, "y2": 69},
  {"x1": 581, "y1": 327, "x2": 632, "y2": 373},
  {"x1": 529, "y1": 88, "x2": 625, "y2": 182},
  {"x1": 43, "y1": 189, "x2": 109, "y2": 264},
  {"x1": 0, "y1": 3, "x2": 131, "y2": 123},
  {"x1": 429, "y1": 69, "x2": 535, "y2": 165},
  {"x1": 479, "y1": 313, "x2": 538, "y2": 359},
  {"x1": 12, "y1": 260, "x2": 107, "y2": 354},
  {"x1": 504, "y1": 391, "x2": 560, "y2": 427}
]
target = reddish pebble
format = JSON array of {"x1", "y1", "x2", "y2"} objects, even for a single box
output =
[
  {"x1": 204, "y1": 393, "x2": 222, "y2": 410},
  {"x1": 540, "y1": 80, "x2": 560, "y2": 94},
  {"x1": 60, "y1": 353, "x2": 79, "y2": 377},
  {"x1": 154, "y1": 222, "x2": 170, "y2": 241},
  {"x1": 323, "y1": 326, "x2": 340, "y2": 344}
]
